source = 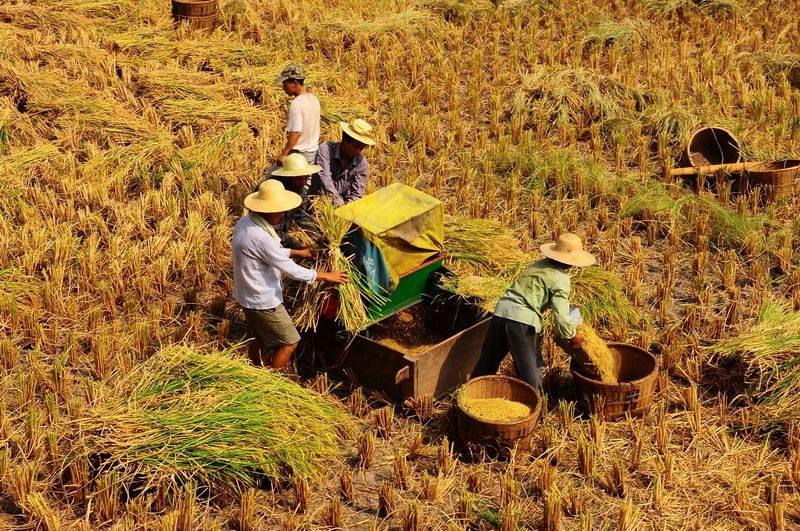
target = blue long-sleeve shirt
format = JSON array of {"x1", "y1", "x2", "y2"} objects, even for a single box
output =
[{"x1": 310, "y1": 141, "x2": 368, "y2": 206}]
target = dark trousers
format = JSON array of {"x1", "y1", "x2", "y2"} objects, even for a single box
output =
[{"x1": 472, "y1": 316, "x2": 543, "y2": 392}]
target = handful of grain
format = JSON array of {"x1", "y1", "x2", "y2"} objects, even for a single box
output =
[
  {"x1": 575, "y1": 323, "x2": 618, "y2": 384},
  {"x1": 460, "y1": 397, "x2": 531, "y2": 422}
]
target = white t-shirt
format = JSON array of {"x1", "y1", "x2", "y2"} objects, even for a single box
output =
[{"x1": 286, "y1": 92, "x2": 320, "y2": 152}]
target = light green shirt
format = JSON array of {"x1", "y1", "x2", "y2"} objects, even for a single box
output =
[{"x1": 493, "y1": 258, "x2": 576, "y2": 339}]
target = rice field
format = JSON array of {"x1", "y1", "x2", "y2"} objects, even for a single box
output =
[{"x1": 2, "y1": 0, "x2": 800, "y2": 528}]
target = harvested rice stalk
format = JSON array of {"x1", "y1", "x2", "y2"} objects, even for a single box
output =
[
  {"x1": 68, "y1": 345, "x2": 358, "y2": 494},
  {"x1": 574, "y1": 323, "x2": 618, "y2": 384},
  {"x1": 291, "y1": 197, "x2": 387, "y2": 332},
  {"x1": 437, "y1": 273, "x2": 514, "y2": 312},
  {"x1": 437, "y1": 248, "x2": 528, "y2": 312},
  {"x1": 443, "y1": 214, "x2": 531, "y2": 277},
  {"x1": 569, "y1": 267, "x2": 640, "y2": 332},
  {"x1": 704, "y1": 299, "x2": 800, "y2": 432},
  {"x1": 459, "y1": 397, "x2": 531, "y2": 423}
]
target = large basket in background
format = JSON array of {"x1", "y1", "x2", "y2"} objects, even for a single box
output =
[
  {"x1": 685, "y1": 127, "x2": 741, "y2": 167},
  {"x1": 171, "y1": 0, "x2": 218, "y2": 31},
  {"x1": 455, "y1": 376, "x2": 541, "y2": 451},
  {"x1": 570, "y1": 343, "x2": 657, "y2": 421},
  {"x1": 745, "y1": 159, "x2": 800, "y2": 201}
]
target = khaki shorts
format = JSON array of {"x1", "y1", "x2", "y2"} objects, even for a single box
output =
[{"x1": 243, "y1": 305, "x2": 301, "y2": 346}]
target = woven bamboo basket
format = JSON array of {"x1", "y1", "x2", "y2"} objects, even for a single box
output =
[
  {"x1": 455, "y1": 375, "x2": 541, "y2": 451},
  {"x1": 570, "y1": 343, "x2": 657, "y2": 421},
  {"x1": 684, "y1": 127, "x2": 741, "y2": 167},
  {"x1": 745, "y1": 159, "x2": 800, "y2": 201}
]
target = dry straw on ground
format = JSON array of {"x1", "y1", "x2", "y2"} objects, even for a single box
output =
[{"x1": 1, "y1": 0, "x2": 799, "y2": 527}]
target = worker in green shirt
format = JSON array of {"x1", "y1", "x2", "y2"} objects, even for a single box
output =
[{"x1": 471, "y1": 233, "x2": 596, "y2": 394}]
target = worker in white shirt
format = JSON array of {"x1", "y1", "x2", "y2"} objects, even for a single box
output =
[
  {"x1": 232, "y1": 180, "x2": 347, "y2": 370},
  {"x1": 274, "y1": 64, "x2": 321, "y2": 166}
]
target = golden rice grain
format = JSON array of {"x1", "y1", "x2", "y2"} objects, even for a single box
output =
[
  {"x1": 576, "y1": 323, "x2": 618, "y2": 384},
  {"x1": 460, "y1": 398, "x2": 531, "y2": 422}
]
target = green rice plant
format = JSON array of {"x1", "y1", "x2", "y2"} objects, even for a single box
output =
[
  {"x1": 68, "y1": 345, "x2": 358, "y2": 494},
  {"x1": 525, "y1": 147, "x2": 615, "y2": 200},
  {"x1": 621, "y1": 186, "x2": 773, "y2": 255}
]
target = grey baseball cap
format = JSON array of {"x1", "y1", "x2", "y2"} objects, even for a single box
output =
[{"x1": 274, "y1": 64, "x2": 306, "y2": 83}]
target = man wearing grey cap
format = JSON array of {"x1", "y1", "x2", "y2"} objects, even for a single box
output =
[{"x1": 274, "y1": 63, "x2": 321, "y2": 166}]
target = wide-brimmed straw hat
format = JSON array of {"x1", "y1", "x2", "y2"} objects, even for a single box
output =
[
  {"x1": 244, "y1": 180, "x2": 302, "y2": 213},
  {"x1": 340, "y1": 118, "x2": 376, "y2": 146},
  {"x1": 540, "y1": 233, "x2": 596, "y2": 267},
  {"x1": 271, "y1": 153, "x2": 322, "y2": 177}
]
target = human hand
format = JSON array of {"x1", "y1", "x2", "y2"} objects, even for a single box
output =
[
  {"x1": 291, "y1": 247, "x2": 314, "y2": 260},
  {"x1": 317, "y1": 270, "x2": 349, "y2": 284},
  {"x1": 276, "y1": 153, "x2": 287, "y2": 166}
]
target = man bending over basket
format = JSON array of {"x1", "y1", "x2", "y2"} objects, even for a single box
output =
[{"x1": 471, "y1": 233, "x2": 595, "y2": 394}]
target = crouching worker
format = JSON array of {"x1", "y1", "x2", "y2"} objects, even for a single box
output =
[
  {"x1": 471, "y1": 233, "x2": 596, "y2": 394},
  {"x1": 232, "y1": 180, "x2": 348, "y2": 370},
  {"x1": 269, "y1": 152, "x2": 322, "y2": 250}
]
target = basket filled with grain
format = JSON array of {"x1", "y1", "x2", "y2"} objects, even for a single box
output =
[
  {"x1": 454, "y1": 375, "x2": 541, "y2": 451},
  {"x1": 570, "y1": 342, "x2": 658, "y2": 421}
]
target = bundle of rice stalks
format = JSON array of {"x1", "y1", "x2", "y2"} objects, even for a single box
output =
[
  {"x1": 68, "y1": 345, "x2": 357, "y2": 494},
  {"x1": 641, "y1": 100, "x2": 697, "y2": 144},
  {"x1": 573, "y1": 323, "x2": 618, "y2": 383},
  {"x1": 644, "y1": 0, "x2": 741, "y2": 17},
  {"x1": 515, "y1": 65, "x2": 635, "y2": 130},
  {"x1": 439, "y1": 215, "x2": 531, "y2": 310},
  {"x1": 570, "y1": 267, "x2": 640, "y2": 332},
  {"x1": 290, "y1": 197, "x2": 386, "y2": 332},
  {"x1": 421, "y1": 0, "x2": 493, "y2": 24},
  {"x1": 443, "y1": 214, "x2": 531, "y2": 276},
  {"x1": 437, "y1": 273, "x2": 514, "y2": 312},
  {"x1": 311, "y1": 9, "x2": 432, "y2": 36},
  {"x1": 703, "y1": 299, "x2": 800, "y2": 431},
  {"x1": 582, "y1": 17, "x2": 652, "y2": 51},
  {"x1": 737, "y1": 51, "x2": 800, "y2": 88}
]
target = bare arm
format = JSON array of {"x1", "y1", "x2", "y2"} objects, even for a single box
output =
[
  {"x1": 290, "y1": 247, "x2": 314, "y2": 260},
  {"x1": 277, "y1": 131, "x2": 301, "y2": 165},
  {"x1": 316, "y1": 270, "x2": 349, "y2": 284}
]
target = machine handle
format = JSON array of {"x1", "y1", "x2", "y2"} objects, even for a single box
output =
[{"x1": 394, "y1": 366, "x2": 410, "y2": 384}]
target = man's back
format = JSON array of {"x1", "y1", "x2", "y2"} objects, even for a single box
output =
[{"x1": 287, "y1": 92, "x2": 320, "y2": 153}]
